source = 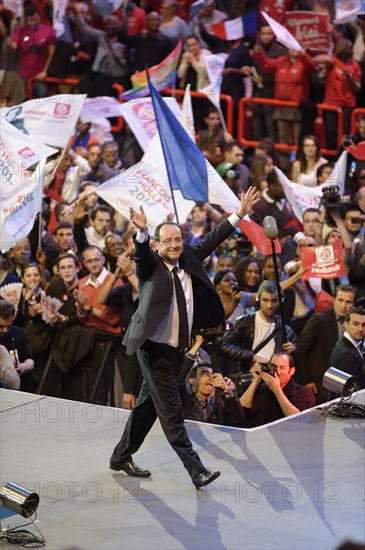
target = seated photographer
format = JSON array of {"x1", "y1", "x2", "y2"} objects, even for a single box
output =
[
  {"x1": 177, "y1": 335, "x2": 245, "y2": 427},
  {"x1": 240, "y1": 352, "x2": 316, "y2": 428},
  {"x1": 219, "y1": 281, "x2": 297, "y2": 378}
]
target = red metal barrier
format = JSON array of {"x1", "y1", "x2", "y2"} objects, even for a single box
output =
[
  {"x1": 164, "y1": 88, "x2": 234, "y2": 136},
  {"x1": 350, "y1": 108, "x2": 365, "y2": 134},
  {"x1": 27, "y1": 77, "x2": 124, "y2": 134},
  {"x1": 238, "y1": 97, "x2": 344, "y2": 157}
]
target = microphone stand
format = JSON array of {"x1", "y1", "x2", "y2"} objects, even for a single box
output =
[{"x1": 270, "y1": 239, "x2": 287, "y2": 342}]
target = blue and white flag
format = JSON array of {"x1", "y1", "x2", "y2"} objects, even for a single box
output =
[{"x1": 148, "y1": 80, "x2": 208, "y2": 202}]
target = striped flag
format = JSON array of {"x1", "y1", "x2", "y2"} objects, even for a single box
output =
[
  {"x1": 211, "y1": 10, "x2": 257, "y2": 40},
  {"x1": 121, "y1": 40, "x2": 182, "y2": 100}
]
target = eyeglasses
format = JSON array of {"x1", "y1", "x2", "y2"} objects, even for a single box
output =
[
  {"x1": 158, "y1": 238, "x2": 184, "y2": 246},
  {"x1": 298, "y1": 244, "x2": 315, "y2": 247},
  {"x1": 84, "y1": 257, "x2": 102, "y2": 264}
]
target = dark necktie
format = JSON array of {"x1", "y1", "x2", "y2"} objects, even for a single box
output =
[
  {"x1": 172, "y1": 266, "x2": 189, "y2": 350},
  {"x1": 358, "y1": 341, "x2": 365, "y2": 358}
]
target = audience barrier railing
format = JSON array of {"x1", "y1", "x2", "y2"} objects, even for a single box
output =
[
  {"x1": 27, "y1": 76, "x2": 125, "y2": 133},
  {"x1": 237, "y1": 97, "x2": 344, "y2": 158},
  {"x1": 351, "y1": 108, "x2": 365, "y2": 135},
  {"x1": 163, "y1": 88, "x2": 234, "y2": 137}
]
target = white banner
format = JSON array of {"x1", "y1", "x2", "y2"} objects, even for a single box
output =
[
  {"x1": 261, "y1": 11, "x2": 302, "y2": 51},
  {"x1": 3, "y1": 0, "x2": 22, "y2": 16},
  {"x1": 0, "y1": 121, "x2": 57, "y2": 192},
  {"x1": 52, "y1": 0, "x2": 69, "y2": 38},
  {"x1": 94, "y1": 161, "x2": 176, "y2": 232},
  {"x1": 180, "y1": 85, "x2": 195, "y2": 141},
  {"x1": 1, "y1": 95, "x2": 85, "y2": 148},
  {"x1": 334, "y1": 0, "x2": 361, "y2": 23},
  {"x1": 274, "y1": 151, "x2": 348, "y2": 222},
  {"x1": 1, "y1": 160, "x2": 45, "y2": 253},
  {"x1": 200, "y1": 53, "x2": 228, "y2": 107},
  {"x1": 118, "y1": 97, "x2": 181, "y2": 152},
  {"x1": 81, "y1": 96, "x2": 124, "y2": 123}
]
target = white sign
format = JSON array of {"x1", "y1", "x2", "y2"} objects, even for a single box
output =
[
  {"x1": 1, "y1": 95, "x2": 85, "y2": 148},
  {"x1": 119, "y1": 97, "x2": 181, "y2": 152}
]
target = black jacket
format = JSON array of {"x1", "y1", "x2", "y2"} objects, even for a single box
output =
[{"x1": 219, "y1": 313, "x2": 297, "y2": 372}]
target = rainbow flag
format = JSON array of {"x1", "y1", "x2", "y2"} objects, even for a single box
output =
[{"x1": 121, "y1": 39, "x2": 182, "y2": 100}]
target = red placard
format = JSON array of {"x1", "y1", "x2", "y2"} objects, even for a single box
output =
[
  {"x1": 300, "y1": 240, "x2": 347, "y2": 279},
  {"x1": 285, "y1": 11, "x2": 330, "y2": 54}
]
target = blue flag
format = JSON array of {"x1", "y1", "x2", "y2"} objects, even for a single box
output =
[{"x1": 148, "y1": 80, "x2": 208, "y2": 202}]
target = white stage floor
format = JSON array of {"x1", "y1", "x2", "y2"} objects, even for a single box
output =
[{"x1": 1, "y1": 389, "x2": 364, "y2": 550}]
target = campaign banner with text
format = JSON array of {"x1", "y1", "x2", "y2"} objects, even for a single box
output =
[
  {"x1": 285, "y1": 11, "x2": 330, "y2": 54},
  {"x1": 1, "y1": 95, "x2": 85, "y2": 148},
  {"x1": 300, "y1": 240, "x2": 347, "y2": 279},
  {"x1": 94, "y1": 162, "x2": 176, "y2": 231},
  {"x1": 1, "y1": 120, "x2": 57, "y2": 195},
  {"x1": 1, "y1": 161, "x2": 45, "y2": 253},
  {"x1": 119, "y1": 97, "x2": 181, "y2": 152}
]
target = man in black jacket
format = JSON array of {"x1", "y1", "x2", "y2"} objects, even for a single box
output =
[
  {"x1": 297, "y1": 284, "x2": 356, "y2": 404},
  {"x1": 109, "y1": 188, "x2": 260, "y2": 489},
  {"x1": 329, "y1": 307, "x2": 365, "y2": 392},
  {"x1": 219, "y1": 280, "x2": 297, "y2": 373}
]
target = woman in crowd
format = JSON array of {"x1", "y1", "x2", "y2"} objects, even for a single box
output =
[
  {"x1": 235, "y1": 256, "x2": 262, "y2": 293},
  {"x1": 15, "y1": 263, "x2": 51, "y2": 380},
  {"x1": 177, "y1": 34, "x2": 211, "y2": 91},
  {"x1": 159, "y1": 0, "x2": 189, "y2": 44},
  {"x1": 291, "y1": 135, "x2": 328, "y2": 187},
  {"x1": 250, "y1": 153, "x2": 274, "y2": 191},
  {"x1": 0, "y1": 252, "x2": 19, "y2": 287},
  {"x1": 214, "y1": 269, "x2": 257, "y2": 322}
]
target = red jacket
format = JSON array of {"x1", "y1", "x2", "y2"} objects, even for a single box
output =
[
  {"x1": 324, "y1": 56, "x2": 361, "y2": 107},
  {"x1": 256, "y1": 51, "x2": 316, "y2": 103}
]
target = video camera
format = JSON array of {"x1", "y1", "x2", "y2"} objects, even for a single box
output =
[
  {"x1": 320, "y1": 185, "x2": 349, "y2": 211},
  {"x1": 193, "y1": 322, "x2": 234, "y2": 341}
]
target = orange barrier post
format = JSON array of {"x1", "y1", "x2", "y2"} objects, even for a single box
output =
[
  {"x1": 316, "y1": 104, "x2": 344, "y2": 157},
  {"x1": 238, "y1": 97, "x2": 344, "y2": 157},
  {"x1": 350, "y1": 108, "x2": 365, "y2": 135},
  {"x1": 27, "y1": 76, "x2": 80, "y2": 99}
]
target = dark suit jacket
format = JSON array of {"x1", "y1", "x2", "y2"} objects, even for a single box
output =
[
  {"x1": 297, "y1": 307, "x2": 339, "y2": 389},
  {"x1": 219, "y1": 313, "x2": 297, "y2": 372},
  {"x1": 330, "y1": 337, "x2": 365, "y2": 391},
  {"x1": 123, "y1": 219, "x2": 235, "y2": 356}
]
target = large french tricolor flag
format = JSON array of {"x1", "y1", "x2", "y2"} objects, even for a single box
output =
[{"x1": 211, "y1": 10, "x2": 257, "y2": 40}]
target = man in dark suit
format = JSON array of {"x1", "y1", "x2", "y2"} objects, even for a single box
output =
[
  {"x1": 109, "y1": 188, "x2": 260, "y2": 489},
  {"x1": 297, "y1": 284, "x2": 356, "y2": 404},
  {"x1": 329, "y1": 307, "x2": 365, "y2": 392}
]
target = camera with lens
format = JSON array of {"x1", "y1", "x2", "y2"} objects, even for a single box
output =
[
  {"x1": 193, "y1": 321, "x2": 234, "y2": 342},
  {"x1": 258, "y1": 362, "x2": 276, "y2": 375},
  {"x1": 320, "y1": 185, "x2": 342, "y2": 210}
]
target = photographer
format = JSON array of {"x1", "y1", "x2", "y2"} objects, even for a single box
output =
[
  {"x1": 240, "y1": 352, "x2": 315, "y2": 428},
  {"x1": 178, "y1": 335, "x2": 245, "y2": 427}
]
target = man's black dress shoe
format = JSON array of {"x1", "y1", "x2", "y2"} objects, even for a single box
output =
[
  {"x1": 109, "y1": 460, "x2": 151, "y2": 477},
  {"x1": 192, "y1": 469, "x2": 221, "y2": 489}
]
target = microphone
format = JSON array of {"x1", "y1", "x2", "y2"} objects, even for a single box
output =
[{"x1": 263, "y1": 216, "x2": 279, "y2": 240}]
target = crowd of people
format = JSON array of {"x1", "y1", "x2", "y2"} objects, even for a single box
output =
[{"x1": 1, "y1": 0, "x2": 365, "y2": 434}]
